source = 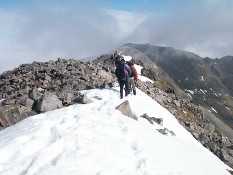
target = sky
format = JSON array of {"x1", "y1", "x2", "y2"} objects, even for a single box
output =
[
  {"x1": 0, "y1": 74, "x2": 231, "y2": 174},
  {"x1": 1, "y1": 0, "x2": 233, "y2": 73}
]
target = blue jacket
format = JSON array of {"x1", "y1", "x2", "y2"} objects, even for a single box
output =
[{"x1": 115, "y1": 60, "x2": 131, "y2": 81}]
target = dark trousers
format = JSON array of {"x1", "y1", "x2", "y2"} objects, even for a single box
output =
[{"x1": 119, "y1": 79, "x2": 129, "y2": 99}]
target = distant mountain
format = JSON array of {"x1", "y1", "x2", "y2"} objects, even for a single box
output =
[{"x1": 118, "y1": 43, "x2": 233, "y2": 136}]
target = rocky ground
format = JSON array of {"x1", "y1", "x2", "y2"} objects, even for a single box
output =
[{"x1": 0, "y1": 55, "x2": 232, "y2": 169}]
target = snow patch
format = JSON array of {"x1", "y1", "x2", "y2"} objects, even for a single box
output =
[
  {"x1": 122, "y1": 55, "x2": 132, "y2": 61},
  {"x1": 0, "y1": 84, "x2": 231, "y2": 174},
  {"x1": 200, "y1": 89, "x2": 206, "y2": 95},
  {"x1": 211, "y1": 107, "x2": 218, "y2": 113},
  {"x1": 200, "y1": 76, "x2": 204, "y2": 81}
]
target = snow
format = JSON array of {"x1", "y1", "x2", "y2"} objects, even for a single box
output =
[
  {"x1": 0, "y1": 86, "x2": 231, "y2": 175},
  {"x1": 122, "y1": 55, "x2": 132, "y2": 62},
  {"x1": 121, "y1": 55, "x2": 153, "y2": 83},
  {"x1": 200, "y1": 89, "x2": 206, "y2": 95},
  {"x1": 134, "y1": 64, "x2": 154, "y2": 83},
  {"x1": 185, "y1": 89, "x2": 194, "y2": 95},
  {"x1": 200, "y1": 76, "x2": 204, "y2": 81},
  {"x1": 211, "y1": 107, "x2": 218, "y2": 113},
  {"x1": 187, "y1": 93, "x2": 193, "y2": 98}
]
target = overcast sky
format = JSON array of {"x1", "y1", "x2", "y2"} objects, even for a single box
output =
[{"x1": 0, "y1": 0, "x2": 233, "y2": 73}]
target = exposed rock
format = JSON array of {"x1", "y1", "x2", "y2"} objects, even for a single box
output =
[
  {"x1": 20, "y1": 98, "x2": 34, "y2": 109},
  {"x1": 140, "y1": 113, "x2": 163, "y2": 126},
  {"x1": 208, "y1": 141, "x2": 219, "y2": 153},
  {"x1": 220, "y1": 149, "x2": 232, "y2": 162},
  {"x1": 116, "y1": 100, "x2": 135, "y2": 120},
  {"x1": 204, "y1": 124, "x2": 215, "y2": 134},
  {"x1": 0, "y1": 106, "x2": 21, "y2": 127},
  {"x1": 157, "y1": 128, "x2": 176, "y2": 136},
  {"x1": 36, "y1": 92, "x2": 63, "y2": 112},
  {"x1": 74, "y1": 94, "x2": 93, "y2": 104}
]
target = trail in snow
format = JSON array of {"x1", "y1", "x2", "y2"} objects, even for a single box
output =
[
  {"x1": 0, "y1": 87, "x2": 231, "y2": 175},
  {"x1": 0, "y1": 55, "x2": 232, "y2": 175}
]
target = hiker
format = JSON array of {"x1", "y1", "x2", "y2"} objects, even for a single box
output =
[
  {"x1": 115, "y1": 59, "x2": 131, "y2": 99},
  {"x1": 127, "y1": 61, "x2": 138, "y2": 95},
  {"x1": 112, "y1": 51, "x2": 122, "y2": 67}
]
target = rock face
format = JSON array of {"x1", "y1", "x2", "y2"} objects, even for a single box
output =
[{"x1": 121, "y1": 43, "x2": 233, "y2": 132}]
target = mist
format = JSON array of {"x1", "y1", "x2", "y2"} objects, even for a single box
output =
[{"x1": 0, "y1": 1, "x2": 233, "y2": 73}]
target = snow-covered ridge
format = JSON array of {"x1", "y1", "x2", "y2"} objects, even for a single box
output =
[{"x1": 0, "y1": 86, "x2": 231, "y2": 175}]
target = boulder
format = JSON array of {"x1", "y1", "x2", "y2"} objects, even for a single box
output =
[
  {"x1": 208, "y1": 141, "x2": 219, "y2": 153},
  {"x1": 116, "y1": 100, "x2": 135, "y2": 120},
  {"x1": 204, "y1": 124, "x2": 215, "y2": 134},
  {"x1": 0, "y1": 106, "x2": 21, "y2": 127},
  {"x1": 36, "y1": 92, "x2": 63, "y2": 112},
  {"x1": 220, "y1": 149, "x2": 232, "y2": 162},
  {"x1": 74, "y1": 94, "x2": 93, "y2": 104},
  {"x1": 20, "y1": 98, "x2": 34, "y2": 109},
  {"x1": 140, "y1": 113, "x2": 163, "y2": 126},
  {"x1": 157, "y1": 128, "x2": 176, "y2": 136},
  {"x1": 172, "y1": 100, "x2": 181, "y2": 108}
]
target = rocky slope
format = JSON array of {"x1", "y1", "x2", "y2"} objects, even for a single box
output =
[
  {"x1": 120, "y1": 43, "x2": 233, "y2": 136},
  {"x1": 0, "y1": 54, "x2": 232, "y2": 168}
]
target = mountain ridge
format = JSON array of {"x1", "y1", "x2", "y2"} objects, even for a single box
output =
[{"x1": 119, "y1": 43, "x2": 233, "y2": 129}]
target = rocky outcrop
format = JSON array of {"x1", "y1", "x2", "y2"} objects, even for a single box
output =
[
  {"x1": 36, "y1": 91, "x2": 63, "y2": 112},
  {"x1": 0, "y1": 55, "x2": 116, "y2": 128},
  {"x1": 135, "y1": 70, "x2": 233, "y2": 169},
  {"x1": 0, "y1": 54, "x2": 232, "y2": 168},
  {"x1": 140, "y1": 113, "x2": 163, "y2": 126},
  {"x1": 0, "y1": 106, "x2": 21, "y2": 127},
  {"x1": 116, "y1": 100, "x2": 135, "y2": 120}
]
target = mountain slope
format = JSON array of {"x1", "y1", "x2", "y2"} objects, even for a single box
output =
[
  {"x1": 0, "y1": 87, "x2": 231, "y2": 175},
  {"x1": 122, "y1": 43, "x2": 233, "y2": 133}
]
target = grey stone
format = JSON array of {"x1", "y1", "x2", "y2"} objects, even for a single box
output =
[
  {"x1": 74, "y1": 94, "x2": 93, "y2": 104},
  {"x1": 116, "y1": 100, "x2": 135, "y2": 120},
  {"x1": 220, "y1": 149, "x2": 232, "y2": 162},
  {"x1": 157, "y1": 128, "x2": 176, "y2": 136},
  {"x1": 0, "y1": 106, "x2": 21, "y2": 127},
  {"x1": 192, "y1": 132, "x2": 199, "y2": 139},
  {"x1": 208, "y1": 141, "x2": 219, "y2": 152},
  {"x1": 204, "y1": 124, "x2": 215, "y2": 134},
  {"x1": 21, "y1": 98, "x2": 34, "y2": 109},
  {"x1": 173, "y1": 100, "x2": 181, "y2": 108},
  {"x1": 36, "y1": 92, "x2": 63, "y2": 112},
  {"x1": 140, "y1": 113, "x2": 163, "y2": 126},
  {"x1": 151, "y1": 117, "x2": 163, "y2": 126}
]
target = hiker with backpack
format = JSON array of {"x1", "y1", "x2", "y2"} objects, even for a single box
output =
[
  {"x1": 115, "y1": 59, "x2": 131, "y2": 99},
  {"x1": 127, "y1": 61, "x2": 138, "y2": 95}
]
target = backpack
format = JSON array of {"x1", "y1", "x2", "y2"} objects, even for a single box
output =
[
  {"x1": 129, "y1": 67, "x2": 134, "y2": 78},
  {"x1": 117, "y1": 62, "x2": 127, "y2": 80},
  {"x1": 129, "y1": 66, "x2": 135, "y2": 78}
]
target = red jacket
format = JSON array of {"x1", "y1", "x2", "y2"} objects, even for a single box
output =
[{"x1": 129, "y1": 65, "x2": 138, "y2": 82}]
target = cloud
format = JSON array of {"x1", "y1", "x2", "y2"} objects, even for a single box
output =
[
  {"x1": 0, "y1": 3, "x2": 148, "y2": 73},
  {"x1": 125, "y1": 0, "x2": 233, "y2": 58},
  {"x1": 0, "y1": 1, "x2": 233, "y2": 73}
]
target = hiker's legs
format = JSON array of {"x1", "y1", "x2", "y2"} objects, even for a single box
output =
[
  {"x1": 119, "y1": 81, "x2": 124, "y2": 99},
  {"x1": 128, "y1": 78, "x2": 132, "y2": 92},
  {"x1": 130, "y1": 77, "x2": 136, "y2": 95},
  {"x1": 124, "y1": 79, "x2": 129, "y2": 96}
]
